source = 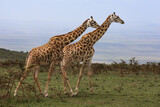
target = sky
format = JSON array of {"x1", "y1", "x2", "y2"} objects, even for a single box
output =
[{"x1": 0, "y1": 0, "x2": 160, "y2": 63}]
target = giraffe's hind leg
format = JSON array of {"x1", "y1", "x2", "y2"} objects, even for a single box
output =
[
  {"x1": 33, "y1": 65, "x2": 42, "y2": 94},
  {"x1": 74, "y1": 64, "x2": 85, "y2": 95},
  {"x1": 44, "y1": 61, "x2": 55, "y2": 97},
  {"x1": 14, "y1": 67, "x2": 32, "y2": 96}
]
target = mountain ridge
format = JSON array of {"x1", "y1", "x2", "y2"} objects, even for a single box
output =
[{"x1": 0, "y1": 48, "x2": 27, "y2": 61}]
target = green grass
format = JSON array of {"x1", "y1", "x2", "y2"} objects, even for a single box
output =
[{"x1": 1, "y1": 69, "x2": 160, "y2": 107}]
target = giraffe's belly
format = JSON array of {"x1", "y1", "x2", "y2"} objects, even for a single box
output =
[
  {"x1": 38, "y1": 53, "x2": 61, "y2": 65},
  {"x1": 39, "y1": 61, "x2": 50, "y2": 65},
  {"x1": 73, "y1": 56, "x2": 84, "y2": 62},
  {"x1": 37, "y1": 54, "x2": 52, "y2": 65},
  {"x1": 72, "y1": 48, "x2": 94, "y2": 63}
]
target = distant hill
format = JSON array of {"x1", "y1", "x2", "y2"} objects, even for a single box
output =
[{"x1": 0, "y1": 48, "x2": 27, "y2": 61}]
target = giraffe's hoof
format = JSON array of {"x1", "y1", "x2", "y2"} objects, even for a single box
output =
[
  {"x1": 44, "y1": 93, "x2": 48, "y2": 97},
  {"x1": 90, "y1": 89, "x2": 93, "y2": 93},
  {"x1": 74, "y1": 88, "x2": 78, "y2": 95},
  {"x1": 14, "y1": 93, "x2": 17, "y2": 96},
  {"x1": 73, "y1": 92, "x2": 78, "y2": 96},
  {"x1": 14, "y1": 90, "x2": 17, "y2": 96},
  {"x1": 74, "y1": 90, "x2": 78, "y2": 95},
  {"x1": 90, "y1": 90, "x2": 93, "y2": 93},
  {"x1": 71, "y1": 93, "x2": 74, "y2": 97},
  {"x1": 64, "y1": 91, "x2": 69, "y2": 95}
]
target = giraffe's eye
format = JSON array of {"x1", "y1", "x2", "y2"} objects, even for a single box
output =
[
  {"x1": 91, "y1": 22, "x2": 94, "y2": 25},
  {"x1": 115, "y1": 17, "x2": 119, "y2": 19},
  {"x1": 92, "y1": 21, "x2": 96, "y2": 24}
]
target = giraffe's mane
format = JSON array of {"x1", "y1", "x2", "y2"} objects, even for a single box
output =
[
  {"x1": 49, "y1": 19, "x2": 89, "y2": 42},
  {"x1": 66, "y1": 19, "x2": 88, "y2": 34},
  {"x1": 52, "y1": 19, "x2": 88, "y2": 38},
  {"x1": 87, "y1": 15, "x2": 111, "y2": 35},
  {"x1": 79, "y1": 15, "x2": 111, "y2": 41}
]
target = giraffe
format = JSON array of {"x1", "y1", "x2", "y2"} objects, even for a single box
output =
[
  {"x1": 14, "y1": 16, "x2": 99, "y2": 97},
  {"x1": 61, "y1": 12, "x2": 124, "y2": 96}
]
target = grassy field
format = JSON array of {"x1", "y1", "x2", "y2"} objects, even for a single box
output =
[{"x1": 1, "y1": 66, "x2": 160, "y2": 107}]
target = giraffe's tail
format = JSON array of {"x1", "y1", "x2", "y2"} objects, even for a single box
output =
[
  {"x1": 25, "y1": 51, "x2": 37, "y2": 70},
  {"x1": 24, "y1": 51, "x2": 31, "y2": 70}
]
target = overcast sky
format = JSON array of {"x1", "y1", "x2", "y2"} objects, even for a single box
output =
[{"x1": 0, "y1": 0, "x2": 160, "y2": 63}]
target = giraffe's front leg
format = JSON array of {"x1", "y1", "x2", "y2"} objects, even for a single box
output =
[
  {"x1": 33, "y1": 65, "x2": 43, "y2": 94},
  {"x1": 62, "y1": 70, "x2": 74, "y2": 96},
  {"x1": 44, "y1": 62, "x2": 55, "y2": 97},
  {"x1": 61, "y1": 63, "x2": 74, "y2": 96},
  {"x1": 88, "y1": 66, "x2": 93, "y2": 93},
  {"x1": 61, "y1": 59, "x2": 74, "y2": 96},
  {"x1": 88, "y1": 50, "x2": 94, "y2": 93}
]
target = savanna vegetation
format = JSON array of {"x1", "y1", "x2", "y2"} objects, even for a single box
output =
[
  {"x1": 0, "y1": 48, "x2": 160, "y2": 107},
  {"x1": 0, "y1": 48, "x2": 27, "y2": 61}
]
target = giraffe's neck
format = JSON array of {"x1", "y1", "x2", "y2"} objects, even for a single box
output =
[
  {"x1": 79, "y1": 16, "x2": 112, "y2": 46},
  {"x1": 61, "y1": 19, "x2": 88, "y2": 45},
  {"x1": 49, "y1": 19, "x2": 88, "y2": 46}
]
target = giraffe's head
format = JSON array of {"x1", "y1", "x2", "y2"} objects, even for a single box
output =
[
  {"x1": 87, "y1": 16, "x2": 100, "y2": 28},
  {"x1": 110, "y1": 12, "x2": 125, "y2": 24}
]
